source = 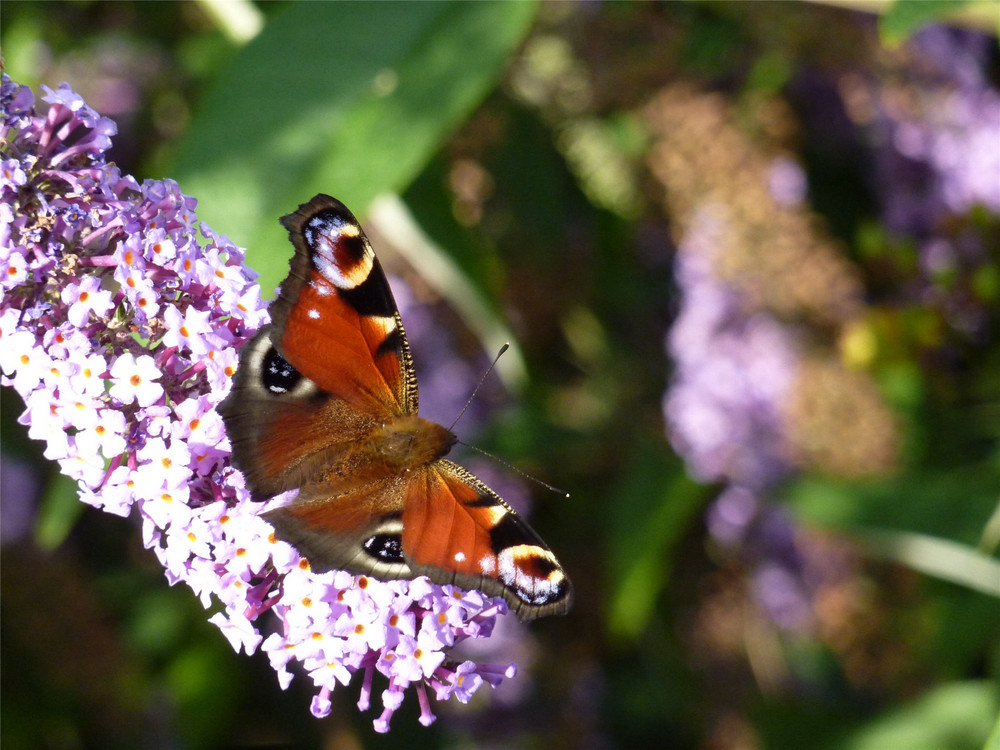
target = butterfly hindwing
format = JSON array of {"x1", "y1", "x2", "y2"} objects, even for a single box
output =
[
  {"x1": 262, "y1": 460, "x2": 572, "y2": 620},
  {"x1": 402, "y1": 460, "x2": 572, "y2": 620},
  {"x1": 263, "y1": 479, "x2": 413, "y2": 582}
]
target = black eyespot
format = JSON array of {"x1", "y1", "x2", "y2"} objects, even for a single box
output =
[
  {"x1": 363, "y1": 532, "x2": 404, "y2": 564},
  {"x1": 262, "y1": 347, "x2": 301, "y2": 394}
]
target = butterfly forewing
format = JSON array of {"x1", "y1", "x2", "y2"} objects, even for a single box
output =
[{"x1": 269, "y1": 194, "x2": 417, "y2": 417}]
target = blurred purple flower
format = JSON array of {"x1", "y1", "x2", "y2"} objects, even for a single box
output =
[
  {"x1": 873, "y1": 28, "x2": 1000, "y2": 234},
  {"x1": 664, "y1": 203, "x2": 815, "y2": 630},
  {"x1": 664, "y1": 206, "x2": 799, "y2": 492},
  {"x1": 1, "y1": 74, "x2": 516, "y2": 732},
  {"x1": 768, "y1": 156, "x2": 809, "y2": 207},
  {"x1": 859, "y1": 27, "x2": 1000, "y2": 337}
]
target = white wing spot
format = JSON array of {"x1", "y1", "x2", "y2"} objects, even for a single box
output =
[
  {"x1": 454, "y1": 551, "x2": 466, "y2": 562},
  {"x1": 497, "y1": 546, "x2": 564, "y2": 605},
  {"x1": 307, "y1": 308, "x2": 320, "y2": 319}
]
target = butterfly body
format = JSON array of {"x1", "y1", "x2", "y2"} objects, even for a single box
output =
[{"x1": 219, "y1": 194, "x2": 572, "y2": 620}]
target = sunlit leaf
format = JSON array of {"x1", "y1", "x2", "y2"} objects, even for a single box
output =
[
  {"x1": 607, "y1": 447, "x2": 705, "y2": 640},
  {"x1": 879, "y1": 0, "x2": 975, "y2": 46},
  {"x1": 172, "y1": 1, "x2": 537, "y2": 298},
  {"x1": 34, "y1": 473, "x2": 84, "y2": 550},
  {"x1": 857, "y1": 529, "x2": 1000, "y2": 597},
  {"x1": 843, "y1": 681, "x2": 999, "y2": 750},
  {"x1": 985, "y1": 709, "x2": 1000, "y2": 750}
]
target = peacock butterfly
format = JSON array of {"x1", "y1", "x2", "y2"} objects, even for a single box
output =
[{"x1": 219, "y1": 194, "x2": 572, "y2": 620}]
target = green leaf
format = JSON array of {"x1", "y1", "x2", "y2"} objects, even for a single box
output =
[
  {"x1": 785, "y1": 462, "x2": 1000, "y2": 600},
  {"x1": 757, "y1": 681, "x2": 1000, "y2": 750},
  {"x1": 606, "y1": 446, "x2": 705, "y2": 640},
  {"x1": 171, "y1": 1, "x2": 537, "y2": 298},
  {"x1": 985, "y1": 709, "x2": 1000, "y2": 750},
  {"x1": 856, "y1": 529, "x2": 1000, "y2": 597},
  {"x1": 844, "y1": 681, "x2": 999, "y2": 750},
  {"x1": 786, "y1": 462, "x2": 1000, "y2": 547},
  {"x1": 34, "y1": 473, "x2": 84, "y2": 550},
  {"x1": 879, "y1": 0, "x2": 974, "y2": 46}
]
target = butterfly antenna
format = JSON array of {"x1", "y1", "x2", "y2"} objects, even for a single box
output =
[
  {"x1": 448, "y1": 343, "x2": 509, "y2": 433},
  {"x1": 457, "y1": 441, "x2": 571, "y2": 499},
  {"x1": 452, "y1": 344, "x2": 571, "y2": 499}
]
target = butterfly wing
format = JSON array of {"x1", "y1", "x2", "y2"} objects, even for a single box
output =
[
  {"x1": 220, "y1": 195, "x2": 417, "y2": 498},
  {"x1": 264, "y1": 459, "x2": 573, "y2": 621},
  {"x1": 264, "y1": 478, "x2": 413, "y2": 582},
  {"x1": 269, "y1": 194, "x2": 417, "y2": 416},
  {"x1": 402, "y1": 460, "x2": 572, "y2": 620},
  {"x1": 220, "y1": 331, "x2": 386, "y2": 499}
]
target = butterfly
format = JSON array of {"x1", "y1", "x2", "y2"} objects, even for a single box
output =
[{"x1": 219, "y1": 194, "x2": 572, "y2": 620}]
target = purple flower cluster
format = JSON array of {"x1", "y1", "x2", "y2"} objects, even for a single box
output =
[
  {"x1": 873, "y1": 28, "x2": 1000, "y2": 234},
  {"x1": 664, "y1": 206, "x2": 799, "y2": 493},
  {"x1": 664, "y1": 203, "x2": 809, "y2": 630},
  {"x1": 858, "y1": 27, "x2": 1000, "y2": 337},
  {"x1": 1, "y1": 74, "x2": 514, "y2": 732}
]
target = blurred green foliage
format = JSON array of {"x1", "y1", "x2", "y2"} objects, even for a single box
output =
[
  {"x1": 2, "y1": 1, "x2": 999, "y2": 749},
  {"x1": 172, "y1": 1, "x2": 538, "y2": 291}
]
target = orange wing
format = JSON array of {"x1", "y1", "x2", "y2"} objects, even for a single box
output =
[
  {"x1": 402, "y1": 460, "x2": 572, "y2": 620},
  {"x1": 264, "y1": 459, "x2": 573, "y2": 621},
  {"x1": 269, "y1": 194, "x2": 417, "y2": 418},
  {"x1": 221, "y1": 196, "x2": 418, "y2": 497}
]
